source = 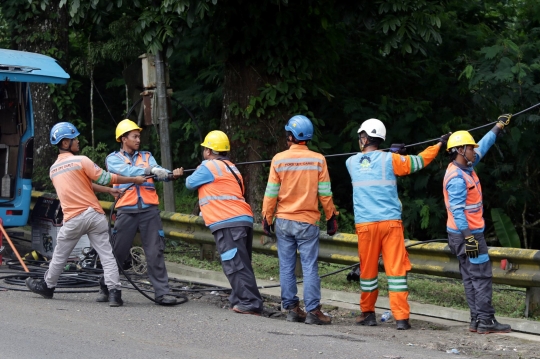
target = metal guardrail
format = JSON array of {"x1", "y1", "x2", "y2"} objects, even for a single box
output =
[{"x1": 30, "y1": 191, "x2": 540, "y2": 289}]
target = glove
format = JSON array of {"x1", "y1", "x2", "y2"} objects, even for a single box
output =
[
  {"x1": 439, "y1": 132, "x2": 452, "y2": 148},
  {"x1": 464, "y1": 235, "x2": 479, "y2": 258},
  {"x1": 389, "y1": 143, "x2": 406, "y2": 155},
  {"x1": 497, "y1": 114, "x2": 512, "y2": 128},
  {"x1": 262, "y1": 218, "x2": 274, "y2": 236},
  {"x1": 151, "y1": 167, "x2": 170, "y2": 180},
  {"x1": 327, "y1": 214, "x2": 338, "y2": 236}
]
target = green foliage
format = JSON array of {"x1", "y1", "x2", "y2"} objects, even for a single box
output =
[
  {"x1": 491, "y1": 208, "x2": 521, "y2": 248},
  {"x1": 0, "y1": 6, "x2": 9, "y2": 48}
]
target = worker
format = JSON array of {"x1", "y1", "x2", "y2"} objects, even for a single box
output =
[
  {"x1": 262, "y1": 115, "x2": 339, "y2": 325},
  {"x1": 346, "y1": 118, "x2": 449, "y2": 330},
  {"x1": 26, "y1": 122, "x2": 146, "y2": 306},
  {"x1": 444, "y1": 116, "x2": 512, "y2": 334},
  {"x1": 185, "y1": 130, "x2": 263, "y2": 315},
  {"x1": 98, "y1": 119, "x2": 182, "y2": 305}
]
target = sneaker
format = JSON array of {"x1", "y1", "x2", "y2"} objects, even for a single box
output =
[
  {"x1": 477, "y1": 318, "x2": 511, "y2": 334},
  {"x1": 96, "y1": 285, "x2": 109, "y2": 302},
  {"x1": 108, "y1": 288, "x2": 123, "y2": 307},
  {"x1": 469, "y1": 318, "x2": 478, "y2": 332},
  {"x1": 355, "y1": 311, "x2": 377, "y2": 326},
  {"x1": 25, "y1": 278, "x2": 55, "y2": 299},
  {"x1": 232, "y1": 304, "x2": 261, "y2": 316},
  {"x1": 155, "y1": 295, "x2": 177, "y2": 305},
  {"x1": 396, "y1": 319, "x2": 411, "y2": 330},
  {"x1": 305, "y1": 305, "x2": 331, "y2": 325},
  {"x1": 286, "y1": 304, "x2": 307, "y2": 322}
]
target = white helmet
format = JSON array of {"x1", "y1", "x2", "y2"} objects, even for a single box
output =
[{"x1": 357, "y1": 118, "x2": 386, "y2": 140}]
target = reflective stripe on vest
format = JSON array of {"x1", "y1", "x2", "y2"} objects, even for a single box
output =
[
  {"x1": 443, "y1": 162, "x2": 484, "y2": 231},
  {"x1": 198, "y1": 159, "x2": 253, "y2": 226},
  {"x1": 114, "y1": 151, "x2": 159, "y2": 208}
]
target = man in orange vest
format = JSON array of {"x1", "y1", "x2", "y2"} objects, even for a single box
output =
[
  {"x1": 98, "y1": 119, "x2": 182, "y2": 305},
  {"x1": 26, "y1": 122, "x2": 146, "y2": 306},
  {"x1": 444, "y1": 116, "x2": 512, "y2": 334},
  {"x1": 262, "y1": 115, "x2": 339, "y2": 325},
  {"x1": 185, "y1": 130, "x2": 263, "y2": 315}
]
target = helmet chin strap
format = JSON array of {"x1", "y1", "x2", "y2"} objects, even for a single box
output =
[
  {"x1": 459, "y1": 148, "x2": 473, "y2": 166},
  {"x1": 60, "y1": 139, "x2": 76, "y2": 154}
]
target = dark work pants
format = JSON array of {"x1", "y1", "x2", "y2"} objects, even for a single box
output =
[
  {"x1": 213, "y1": 226, "x2": 263, "y2": 313},
  {"x1": 104, "y1": 208, "x2": 170, "y2": 298},
  {"x1": 447, "y1": 231, "x2": 495, "y2": 320}
]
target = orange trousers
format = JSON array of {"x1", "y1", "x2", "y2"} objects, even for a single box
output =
[{"x1": 356, "y1": 220, "x2": 412, "y2": 320}]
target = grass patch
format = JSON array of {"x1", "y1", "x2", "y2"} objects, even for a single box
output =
[{"x1": 165, "y1": 240, "x2": 537, "y2": 321}]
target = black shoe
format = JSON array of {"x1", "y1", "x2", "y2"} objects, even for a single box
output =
[
  {"x1": 396, "y1": 319, "x2": 411, "y2": 330},
  {"x1": 305, "y1": 306, "x2": 331, "y2": 325},
  {"x1": 155, "y1": 295, "x2": 177, "y2": 305},
  {"x1": 477, "y1": 318, "x2": 511, "y2": 334},
  {"x1": 108, "y1": 289, "x2": 123, "y2": 307},
  {"x1": 25, "y1": 278, "x2": 55, "y2": 299},
  {"x1": 96, "y1": 285, "x2": 109, "y2": 302},
  {"x1": 355, "y1": 312, "x2": 377, "y2": 326},
  {"x1": 469, "y1": 318, "x2": 478, "y2": 332}
]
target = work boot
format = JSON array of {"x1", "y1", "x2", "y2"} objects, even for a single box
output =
[
  {"x1": 231, "y1": 304, "x2": 262, "y2": 316},
  {"x1": 469, "y1": 318, "x2": 478, "y2": 332},
  {"x1": 355, "y1": 311, "x2": 377, "y2": 326},
  {"x1": 96, "y1": 285, "x2": 109, "y2": 302},
  {"x1": 25, "y1": 277, "x2": 55, "y2": 299},
  {"x1": 155, "y1": 295, "x2": 177, "y2": 305},
  {"x1": 396, "y1": 319, "x2": 411, "y2": 330},
  {"x1": 108, "y1": 289, "x2": 123, "y2": 307},
  {"x1": 477, "y1": 318, "x2": 511, "y2": 334},
  {"x1": 286, "y1": 303, "x2": 307, "y2": 322},
  {"x1": 305, "y1": 305, "x2": 331, "y2": 325}
]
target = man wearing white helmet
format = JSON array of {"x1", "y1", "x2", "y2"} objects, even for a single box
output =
[{"x1": 346, "y1": 118, "x2": 449, "y2": 330}]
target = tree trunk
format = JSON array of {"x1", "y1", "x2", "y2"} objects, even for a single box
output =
[
  {"x1": 221, "y1": 60, "x2": 288, "y2": 222},
  {"x1": 15, "y1": 1, "x2": 69, "y2": 190}
]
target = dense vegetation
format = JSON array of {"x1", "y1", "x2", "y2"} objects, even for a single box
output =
[{"x1": 1, "y1": 0, "x2": 539, "y2": 248}]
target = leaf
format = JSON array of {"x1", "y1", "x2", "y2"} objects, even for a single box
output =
[{"x1": 491, "y1": 208, "x2": 521, "y2": 248}]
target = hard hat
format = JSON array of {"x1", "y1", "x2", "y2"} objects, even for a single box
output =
[
  {"x1": 446, "y1": 130, "x2": 478, "y2": 151},
  {"x1": 201, "y1": 130, "x2": 230, "y2": 152},
  {"x1": 284, "y1": 115, "x2": 314, "y2": 141},
  {"x1": 116, "y1": 119, "x2": 142, "y2": 142},
  {"x1": 50, "y1": 122, "x2": 80, "y2": 145},
  {"x1": 358, "y1": 118, "x2": 386, "y2": 140}
]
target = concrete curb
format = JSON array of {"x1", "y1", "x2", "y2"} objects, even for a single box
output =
[{"x1": 165, "y1": 261, "x2": 540, "y2": 337}]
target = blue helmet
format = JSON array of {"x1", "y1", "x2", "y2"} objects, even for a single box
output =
[
  {"x1": 284, "y1": 115, "x2": 314, "y2": 141},
  {"x1": 50, "y1": 122, "x2": 80, "y2": 145}
]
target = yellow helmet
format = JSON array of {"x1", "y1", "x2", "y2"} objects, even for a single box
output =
[
  {"x1": 446, "y1": 130, "x2": 478, "y2": 151},
  {"x1": 201, "y1": 130, "x2": 230, "y2": 152},
  {"x1": 116, "y1": 119, "x2": 142, "y2": 142}
]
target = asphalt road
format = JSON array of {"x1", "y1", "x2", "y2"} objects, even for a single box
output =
[{"x1": 0, "y1": 288, "x2": 472, "y2": 359}]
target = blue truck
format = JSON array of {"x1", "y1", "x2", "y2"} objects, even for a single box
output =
[{"x1": 0, "y1": 48, "x2": 69, "y2": 227}]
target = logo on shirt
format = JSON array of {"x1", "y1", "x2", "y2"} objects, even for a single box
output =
[{"x1": 359, "y1": 155, "x2": 371, "y2": 170}]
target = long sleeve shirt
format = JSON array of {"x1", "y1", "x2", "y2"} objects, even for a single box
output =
[{"x1": 262, "y1": 144, "x2": 338, "y2": 226}]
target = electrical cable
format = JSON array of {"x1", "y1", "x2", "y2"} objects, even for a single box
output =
[{"x1": 179, "y1": 101, "x2": 540, "y2": 173}]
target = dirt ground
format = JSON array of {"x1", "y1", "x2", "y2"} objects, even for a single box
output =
[{"x1": 186, "y1": 289, "x2": 540, "y2": 359}]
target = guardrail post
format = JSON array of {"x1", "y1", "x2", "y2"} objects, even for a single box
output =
[
  {"x1": 295, "y1": 255, "x2": 303, "y2": 277},
  {"x1": 200, "y1": 243, "x2": 217, "y2": 262},
  {"x1": 525, "y1": 287, "x2": 540, "y2": 318}
]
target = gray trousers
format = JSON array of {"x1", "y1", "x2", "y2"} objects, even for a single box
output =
[
  {"x1": 45, "y1": 208, "x2": 121, "y2": 290},
  {"x1": 213, "y1": 226, "x2": 263, "y2": 312},
  {"x1": 447, "y1": 231, "x2": 495, "y2": 320},
  {"x1": 108, "y1": 208, "x2": 170, "y2": 298}
]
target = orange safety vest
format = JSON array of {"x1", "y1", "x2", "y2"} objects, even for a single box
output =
[
  {"x1": 443, "y1": 162, "x2": 484, "y2": 231},
  {"x1": 113, "y1": 151, "x2": 159, "y2": 208},
  {"x1": 198, "y1": 159, "x2": 252, "y2": 226}
]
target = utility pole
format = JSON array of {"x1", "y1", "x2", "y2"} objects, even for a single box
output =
[{"x1": 154, "y1": 50, "x2": 175, "y2": 212}]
